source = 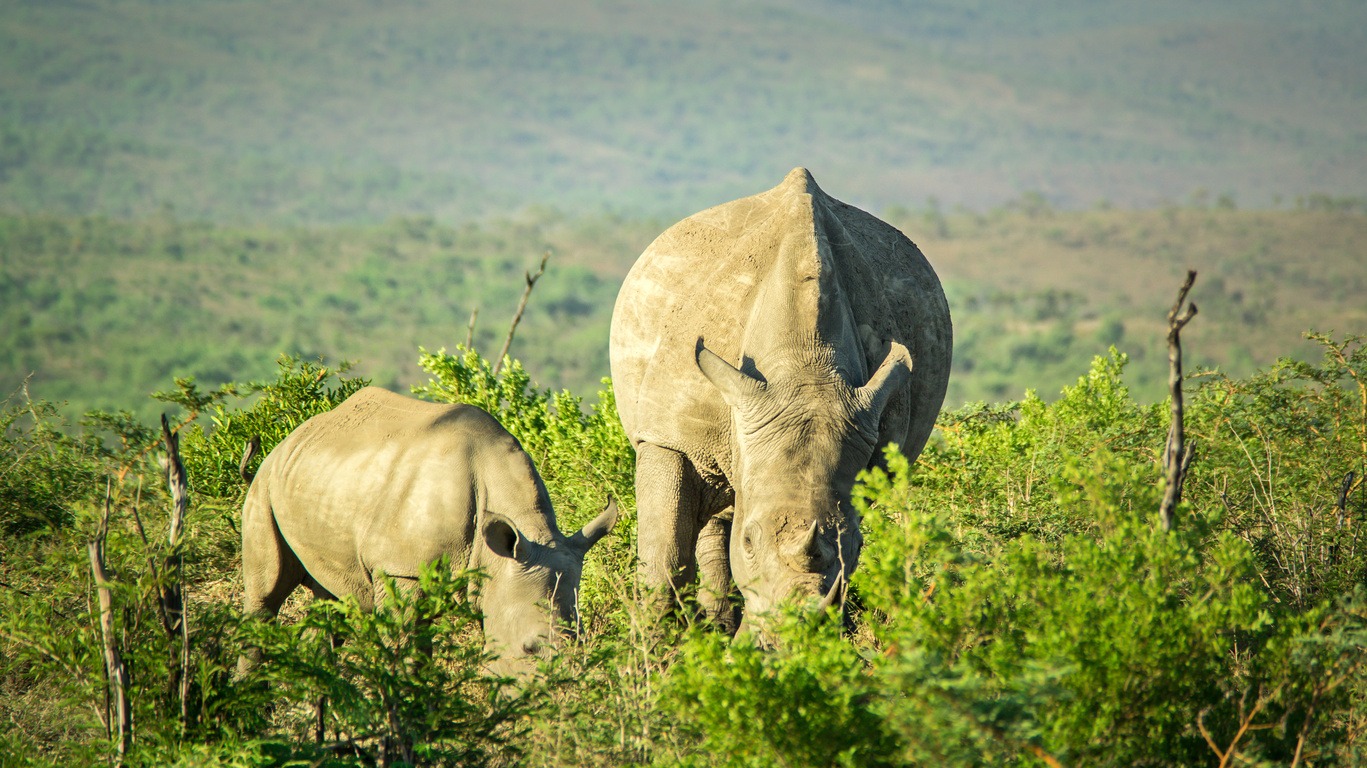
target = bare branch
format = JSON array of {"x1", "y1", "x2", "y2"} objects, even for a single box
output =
[
  {"x1": 88, "y1": 482, "x2": 130, "y2": 763},
  {"x1": 493, "y1": 250, "x2": 550, "y2": 376},
  {"x1": 1336, "y1": 471, "x2": 1355, "y2": 530},
  {"x1": 1160, "y1": 270, "x2": 1198, "y2": 532},
  {"x1": 161, "y1": 415, "x2": 190, "y2": 726},
  {"x1": 464, "y1": 307, "x2": 479, "y2": 350},
  {"x1": 161, "y1": 415, "x2": 187, "y2": 635},
  {"x1": 239, "y1": 435, "x2": 261, "y2": 485}
]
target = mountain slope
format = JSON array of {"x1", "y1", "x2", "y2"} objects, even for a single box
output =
[{"x1": 1, "y1": 0, "x2": 1363, "y2": 223}]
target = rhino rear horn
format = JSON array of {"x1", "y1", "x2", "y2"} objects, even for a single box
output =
[
  {"x1": 568, "y1": 497, "x2": 619, "y2": 555},
  {"x1": 783, "y1": 520, "x2": 825, "y2": 566},
  {"x1": 696, "y1": 341, "x2": 766, "y2": 406}
]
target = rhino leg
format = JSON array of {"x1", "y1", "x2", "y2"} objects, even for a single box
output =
[
  {"x1": 241, "y1": 500, "x2": 308, "y2": 620},
  {"x1": 239, "y1": 494, "x2": 308, "y2": 674},
  {"x1": 634, "y1": 442, "x2": 705, "y2": 618},
  {"x1": 696, "y1": 513, "x2": 740, "y2": 634}
]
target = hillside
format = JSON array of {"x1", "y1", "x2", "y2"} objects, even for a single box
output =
[
  {"x1": 5, "y1": 202, "x2": 1363, "y2": 423},
  {"x1": 1, "y1": 1, "x2": 1364, "y2": 223}
]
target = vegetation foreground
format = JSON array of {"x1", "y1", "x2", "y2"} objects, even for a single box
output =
[{"x1": 2, "y1": 328, "x2": 1366, "y2": 765}]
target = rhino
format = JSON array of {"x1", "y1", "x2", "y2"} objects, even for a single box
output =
[
  {"x1": 239, "y1": 386, "x2": 617, "y2": 675},
  {"x1": 609, "y1": 167, "x2": 951, "y2": 633}
]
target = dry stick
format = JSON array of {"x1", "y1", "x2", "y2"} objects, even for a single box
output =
[
  {"x1": 1336, "y1": 471, "x2": 1355, "y2": 530},
  {"x1": 89, "y1": 482, "x2": 131, "y2": 764},
  {"x1": 464, "y1": 307, "x2": 479, "y2": 349},
  {"x1": 1160, "y1": 270, "x2": 1199, "y2": 532},
  {"x1": 492, "y1": 250, "x2": 550, "y2": 376},
  {"x1": 239, "y1": 435, "x2": 261, "y2": 485},
  {"x1": 161, "y1": 414, "x2": 190, "y2": 727}
]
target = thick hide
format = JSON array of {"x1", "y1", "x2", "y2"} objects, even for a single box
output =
[
  {"x1": 239, "y1": 386, "x2": 616, "y2": 674},
  {"x1": 609, "y1": 167, "x2": 951, "y2": 632}
]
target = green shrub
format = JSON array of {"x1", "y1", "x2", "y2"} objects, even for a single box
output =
[
  {"x1": 659, "y1": 344, "x2": 1367, "y2": 766},
  {"x1": 0, "y1": 390, "x2": 110, "y2": 536},
  {"x1": 164, "y1": 355, "x2": 370, "y2": 500},
  {"x1": 238, "y1": 559, "x2": 533, "y2": 767}
]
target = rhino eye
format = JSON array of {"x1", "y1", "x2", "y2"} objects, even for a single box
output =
[{"x1": 741, "y1": 526, "x2": 757, "y2": 558}]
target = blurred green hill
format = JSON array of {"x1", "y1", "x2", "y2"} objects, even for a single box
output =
[
  {"x1": 2, "y1": 2, "x2": 1365, "y2": 420},
  {"x1": 1, "y1": 1, "x2": 1364, "y2": 222},
  {"x1": 5, "y1": 201, "x2": 1363, "y2": 422}
]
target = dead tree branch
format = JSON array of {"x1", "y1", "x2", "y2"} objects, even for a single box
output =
[
  {"x1": 492, "y1": 250, "x2": 550, "y2": 376},
  {"x1": 89, "y1": 483, "x2": 130, "y2": 763},
  {"x1": 464, "y1": 307, "x2": 479, "y2": 349},
  {"x1": 160, "y1": 415, "x2": 187, "y2": 635},
  {"x1": 1336, "y1": 471, "x2": 1355, "y2": 530},
  {"x1": 1160, "y1": 270, "x2": 1198, "y2": 532},
  {"x1": 161, "y1": 414, "x2": 190, "y2": 724},
  {"x1": 239, "y1": 435, "x2": 261, "y2": 485}
]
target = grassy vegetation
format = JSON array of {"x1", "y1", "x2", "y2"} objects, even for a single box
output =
[
  {"x1": 3, "y1": 203, "x2": 1364, "y2": 422},
  {"x1": 2, "y1": 331, "x2": 1365, "y2": 765},
  {"x1": 0, "y1": 1, "x2": 1363, "y2": 223}
]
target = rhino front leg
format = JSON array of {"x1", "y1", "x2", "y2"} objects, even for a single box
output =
[
  {"x1": 696, "y1": 512, "x2": 740, "y2": 634},
  {"x1": 634, "y1": 442, "x2": 704, "y2": 619}
]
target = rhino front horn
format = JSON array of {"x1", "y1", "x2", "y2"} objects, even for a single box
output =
[
  {"x1": 816, "y1": 573, "x2": 844, "y2": 615},
  {"x1": 568, "y1": 497, "x2": 619, "y2": 554}
]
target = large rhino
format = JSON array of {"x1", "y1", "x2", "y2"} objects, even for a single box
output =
[
  {"x1": 609, "y1": 167, "x2": 951, "y2": 633},
  {"x1": 239, "y1": 386, "x2": 617, "y2": 674}
]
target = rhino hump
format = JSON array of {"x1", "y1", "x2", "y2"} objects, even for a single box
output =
[{"x1": 611, "y1": 166, "x2": 952, "y2": 470}]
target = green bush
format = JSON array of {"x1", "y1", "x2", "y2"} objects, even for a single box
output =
[
  {"x1": 164, "y1": 355, "x2": 370, "y2": 500},
  {"x1": 5, "y1": 336, "x2": 1367, "y2": 766},
  {"x1": 658, "y1": 342, "x2": 1367, "y2": 766},
  {"x1": 0, "y1": 390, "x2": 111, "y2": 536},
  {"x1": 238, "y1": 559, "x2": 533, "y2": 767}
]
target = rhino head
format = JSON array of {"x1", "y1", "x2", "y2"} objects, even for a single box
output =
[
  {"x1": 696, "y1": 339, "x2": 913, "y2": 630},
  {"x1": 477, "y1": 499, "x2": 618, "y2": 676}
]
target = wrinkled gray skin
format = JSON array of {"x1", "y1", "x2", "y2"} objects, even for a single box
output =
[
  {"x1": 609, "y1": 168, "x2": 952, "y2": 634},
  {"x1": 239, "y1": 386, "x2": 617, "y2": 675}
]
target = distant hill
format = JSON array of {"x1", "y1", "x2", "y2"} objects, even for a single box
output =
[
  {"x1": 5, "y1": 203, "x2": 1363, "y2": 423},
  {"x1": 1, "y1": 1, "x2": 1364, "y2": 224}
]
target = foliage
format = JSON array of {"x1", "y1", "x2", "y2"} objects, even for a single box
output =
[
  {"x1": 168, "y1": 355, "x2": 369, "y2": 500},
  {"x1": 1185, "y1": 332, "x2": 1367, "y2": 609},
  {"x1": 239, "y1": 560, "x2": 533, "y2": 767},
  {"x1": 5, "y1": 333, "x2": 1367, "y2": 765},
  {"x1": 659, "y1": 338, "x2": 1367, "y2": 766},
  {"x1": 0, "y1": 386, "x2": 111, "y2": 536},
  {"x1": 662, "y1": 617, "x2": 897, "y2": 768}
]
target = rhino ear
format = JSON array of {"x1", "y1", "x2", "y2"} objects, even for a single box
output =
[
  {"x1": 696, "y1": 341, "x2": 766, "y2": 406},
  {"x1": 568, "y1": 497, "x2": 619, "y2": 555},
  {"x1": 483, "y1": 513, "x2": 528, "y2": 562},
  {"x1": 857, "y1": 340, "x2": 913, "y2": 421}
]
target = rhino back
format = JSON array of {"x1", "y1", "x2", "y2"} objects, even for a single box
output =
[
  {"x1": 256, "y1": 386, "x2": 553, "y2": 593},
  {"x1": 610, "y1": 167, "x2": 951, "y2": 468}
]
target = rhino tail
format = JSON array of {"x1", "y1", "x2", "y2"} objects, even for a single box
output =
[{"x1": 239, "y1": 436, "x2": 262, "y2": 485}]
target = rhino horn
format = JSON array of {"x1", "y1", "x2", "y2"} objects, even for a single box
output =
[
  {"x1": 696, "y1": 341, "x2": 766, "y2": 406},
  {"x1": 568, "y1": 497, "x2": 620, "y2": 555},
  {"x1": 815, "y1": 572, "x2": 845, "y2": 615},
  {"x1": 856, "y1": 340, "x2": 913, "y2": 420},
  {"x1": 483, "y1": 513, "x2": 530, "y2": 562}
]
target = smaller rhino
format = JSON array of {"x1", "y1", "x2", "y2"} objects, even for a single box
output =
[{"x1": 239, "y1": 386, "x2": 616, "y2": 675}]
